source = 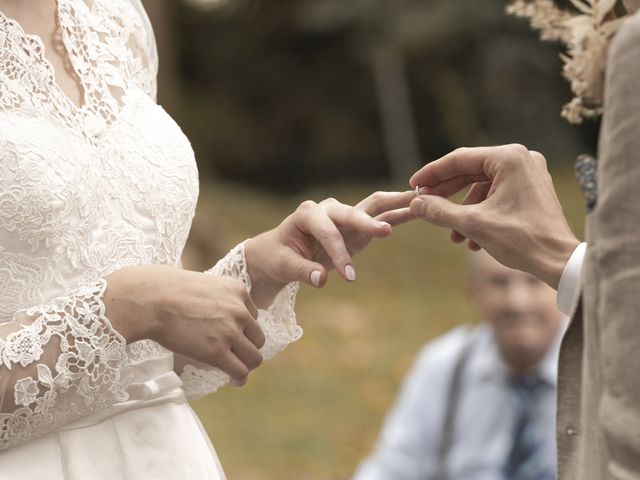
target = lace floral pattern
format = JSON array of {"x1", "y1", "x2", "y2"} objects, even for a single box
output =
[
  {"x1": 179, "y1": 243, "x2": 302, "y2": 400},
  {"x1": 0, "y1": 0, "x2": 194, "y2": 450},
  {"x1": 0, "y1": 280, "x2": 131, "y2": 451},
  {"x1": 0, "y1": 0, "x2": 156, "y2": 139}
]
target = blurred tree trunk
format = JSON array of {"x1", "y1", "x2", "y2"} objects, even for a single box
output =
[
  {"x1": 370, "y1": 42, "x2": 421, "y2": 184},
  {"x1": 142, "y1": 0, "x2": 182, "y2": 114}
]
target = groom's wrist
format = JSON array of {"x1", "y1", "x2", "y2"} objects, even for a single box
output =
[{"x1": 535, "y1": 235, "x2": 581, "y2": 290}]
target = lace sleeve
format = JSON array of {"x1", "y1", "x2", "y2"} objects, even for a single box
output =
[
  {"x1": 175, "y1": 242, "x2": 302, "y2": 400},
  {"x1": 0, "y1": 279, "x2": 131, "y2": 451},
  {"x1": 126, "y1": 0, "x2": 159, "y2": 100}
]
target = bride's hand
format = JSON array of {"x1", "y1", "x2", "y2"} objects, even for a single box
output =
[
  {"x1": 104, "y1": 265, "x2": 264, "y2": 386},
  {"x1": 245, "y1": 191, "x2": 416, "y2": 307}
]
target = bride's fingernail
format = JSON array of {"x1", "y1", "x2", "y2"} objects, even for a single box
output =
[
  {"x1": 310, "y1": 270, "x2": 321, "y2": 287},
  {"x1": 375, "y1": 221, "x2": 391, "y2": 229},
  {"x1": 345, "y1": 265, "x2": 356, "y2": 282}
]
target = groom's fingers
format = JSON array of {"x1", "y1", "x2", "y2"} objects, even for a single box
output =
[
  {"x1": 419, "y1": 174, "x2": 489, "y2": 198},
  {"x1": 410, "y1": 147, "x2": 494, "y2": 188},
  {"x1": 410, "y1": 195, "x2": 473, "y2": 233},
  {"x1": 409, "y1": 144, "x2": 530, "y2": 189},
  {"x1": 450, "y1": 181, "x2": 493, "y2": 243},
  {"x1": 463, "y1": 181, "x2": 493, "y2": 205}
]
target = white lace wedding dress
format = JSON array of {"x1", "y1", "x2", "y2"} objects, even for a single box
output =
[{"x1": 0, "y1": 1, "x2": 302, "y2": 478}]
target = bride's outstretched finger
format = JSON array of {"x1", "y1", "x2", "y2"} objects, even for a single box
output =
[
  {"x1": 355, "y1": 190, "x2": 416, "y2": 217},
  {"x1": 375, "y1": 207, "x2": 415, "y2": 227},
  {"x1": 321, "y1": 199, "x2": 392, "y2": 238}
]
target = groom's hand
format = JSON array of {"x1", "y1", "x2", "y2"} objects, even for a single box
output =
[{"x1": 409, "y1": 144, "x2": 579, "y2": 288}]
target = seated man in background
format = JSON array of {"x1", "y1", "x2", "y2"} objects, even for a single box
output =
[{"x1": 353, "y1": 250, "x2": 566, "y2": 480}]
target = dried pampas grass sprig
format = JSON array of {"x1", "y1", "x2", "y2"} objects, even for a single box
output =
[{"x1": 507, "y1": 0, "x2": 626, "y2": 124}]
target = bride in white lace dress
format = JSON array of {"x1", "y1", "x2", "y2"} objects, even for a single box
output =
[{"x1": 0, "y1": 0, "x2": 416, "y2": 478}]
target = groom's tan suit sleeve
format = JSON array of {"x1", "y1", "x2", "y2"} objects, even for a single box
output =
[{"x1": 556, "y1": 10, "x2": 640, "y2": 480}]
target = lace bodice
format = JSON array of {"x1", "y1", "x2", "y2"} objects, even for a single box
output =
[{"x1": 0, "y1": 0, "x2": 301, "y2": 452}]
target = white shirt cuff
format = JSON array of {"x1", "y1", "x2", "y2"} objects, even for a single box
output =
[{"x1": 557, "y1": 242, "x2": 587, "y2": 316}]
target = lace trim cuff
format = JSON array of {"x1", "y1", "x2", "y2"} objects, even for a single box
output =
[{"x1": 181, "y1": 242, "x2": 302, "y2": 399}]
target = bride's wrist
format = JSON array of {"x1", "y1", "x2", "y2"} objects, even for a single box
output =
[{"x1": 245, "y1": 235, "x2": 288, "y2": 308}]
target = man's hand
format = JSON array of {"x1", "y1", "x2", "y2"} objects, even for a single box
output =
[{"x1": 409, "y1": 144, "x2": 580, "y2": 288}]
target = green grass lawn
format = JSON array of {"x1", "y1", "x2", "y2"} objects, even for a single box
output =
[{"x1": 185, "y1": 168, "x2": 585, "y2": 479}]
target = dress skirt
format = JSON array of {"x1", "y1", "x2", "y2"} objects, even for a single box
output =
[{"x1": 0, "y1": 356, "x2": 226, "y2": 480}]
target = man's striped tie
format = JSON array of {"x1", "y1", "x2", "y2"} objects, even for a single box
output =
[{"x1": 503, "y1": 376, "x2": 554, "y2": 480}]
